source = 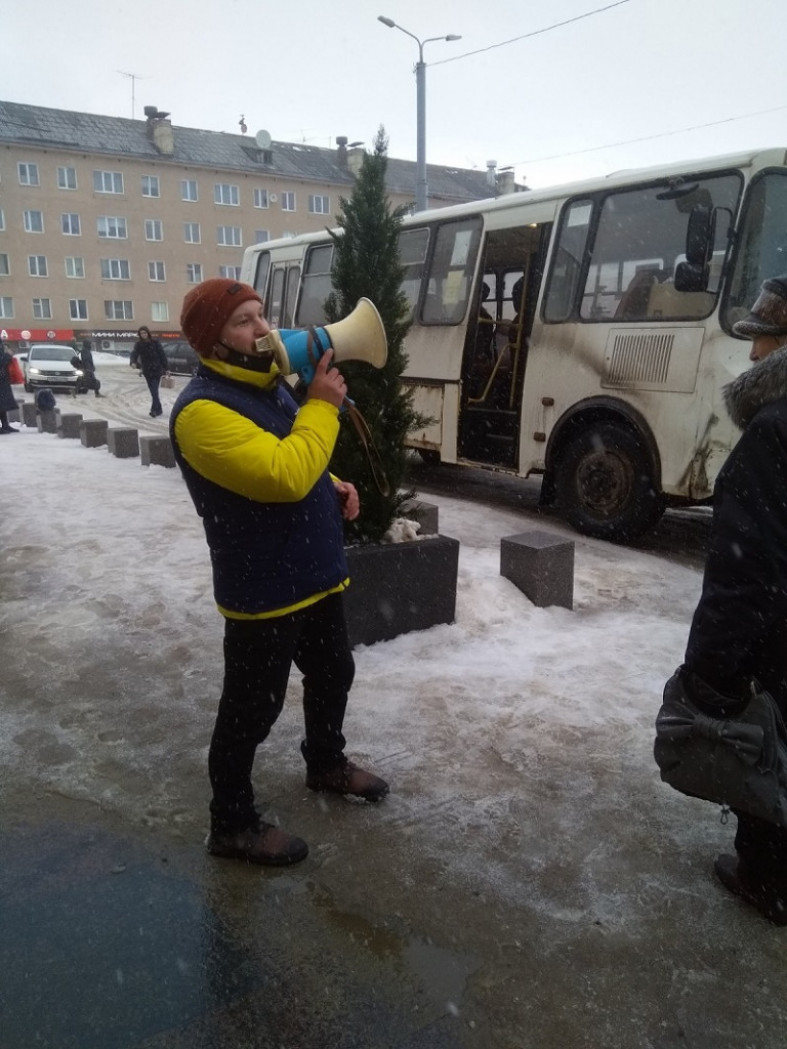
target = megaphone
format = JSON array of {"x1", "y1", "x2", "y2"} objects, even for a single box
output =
[{"x1": 255, "y1": 297, "x2": 387, "y2": 384}]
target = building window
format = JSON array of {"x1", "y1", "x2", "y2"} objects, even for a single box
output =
[
  {"x1": 145, "y1": 219, "x2": 163, "y2": 241},
  {"x1": 142, "y1": 175, "x2": 160, "y2": 198},
  {"x1": 186, "y1": 263, "x2": 203, "y2": 284},
  {"x1": 104, "y1": 300, "x2": 133, "y2": 320},
  {"x1": 148, "y1": 261, "x2": 166, "y2": 281},
  {"x1": 217, "y1": 226, "x2": 242, "y2": 247},
  {"x1": 100, "y1": 258, "x2": 131, "y2": 280},
  {"x1": 97, "y1": 216, "x2": 127, "y2": 239},
  {"x1": 93, "y1": 170, "x2": 124, "y2": 194},
  {"x1": 61, "y1": 213, "x2": 81, "y2": 235},
  {"x1": 255, "y1": 230, "x2": 270, "y2": 243},
  {"x1": 308, "y1": 194, "x2": 330, "y2": 214},
  {"x1": 151, "y1": 302, "x2": 169, "y2": 322},
  {"x1": 32, "y1": 298, "x2": 52, "y2": 320},
  {"x1": 281, "y1": 192, "x2": 296, "y2": 212},
  {"x1": 181, "y1": 179, "x2": 198, "y2": 202},
  {"x1": 0, "y1": 209, "x2": 4, "y2": 231},
  {"x1": 65, "y1": 256, "x2": 85, "y2": 278},
  {"x1": 24, "y1": 210, "x2": 44, "y2": 233},
  {"x1": 0, "y1": 254, "x2": 9, "y2": 276},
  {"x1": 0, "y1": 297, "x2": 14, "y2": 318},
  {"x1": 184, "y1": 222, "x2": 201, "y2": 244},
  {"x1": 57, "y1": 166, "x2": 78, "y2": 190},
  {"x1": 18, "y1": 162, "x2": 40, "y2": 186},
  {"x1": 219, "y1": 266, "x2": 241, "y2": 280},
  {"x1": 214, "y1": 183, "x2": 239, "y2": 206},
  {"x1": 253, "y1": 188, "x2": 269, "y2": 209},
  {"x1": 69, "y1": 298, "x2": 88, "y2": 320},
  {"x1": 28, "y1": 255, "x2": 48, "y2": 277}
]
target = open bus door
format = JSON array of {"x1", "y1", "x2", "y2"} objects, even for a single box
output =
[{"x1": 458, "y1": 224, "x2": 550, "y2": 468}]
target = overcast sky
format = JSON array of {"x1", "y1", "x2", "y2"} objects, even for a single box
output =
[{"x1": 4, "y1": 0, "x2": 787, "y2": 190}]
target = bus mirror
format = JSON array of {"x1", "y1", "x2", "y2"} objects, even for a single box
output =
[
  {"x1": 675, "y1": 204, "x2": 713, "y2": 292},
  {"x1": 685, "y1": 204, "x2": 712, "y2": 267},
  {"x1": 674, "y1": 261, "x2": 707, "y2": 292}
]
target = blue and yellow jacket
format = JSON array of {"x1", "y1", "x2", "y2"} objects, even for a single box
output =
[{"x1": 170, "y1": 358, "x2": 348, "y2": 618}]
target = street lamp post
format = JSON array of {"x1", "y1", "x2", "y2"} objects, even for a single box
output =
[{"x1": 377, "y1": 16, "x2": 461, "y2": 212}]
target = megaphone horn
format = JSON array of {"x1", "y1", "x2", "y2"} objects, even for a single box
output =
[{"x1": 256, "y1": 297, "x2": 388, "y2": 383}]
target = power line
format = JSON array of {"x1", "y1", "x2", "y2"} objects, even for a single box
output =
[
  {"x1": 430, "y1": 0, "x2": 634, "y2": 67},
  {"x1": 511, "y1": 103, "x2": 787, "y2": 167}
]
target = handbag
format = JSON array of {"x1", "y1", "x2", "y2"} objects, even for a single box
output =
[
  {"x1": 7, "y1": 355, "x2": 24, "y2": 385},
  {"x1": 654, "y1": 670, "x2": 787, "y2": 828},
  {"x1": 160, "y1": 374, "x2": 174, "y2": 389}
]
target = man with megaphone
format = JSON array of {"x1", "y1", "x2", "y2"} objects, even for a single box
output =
[{"x1": 171, "y1": 278, "x2": 389, "y2": 867}]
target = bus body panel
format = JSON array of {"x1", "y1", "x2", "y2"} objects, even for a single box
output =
[{"x1": 239, "y1": 147, "x2": 787, "y2": 538}]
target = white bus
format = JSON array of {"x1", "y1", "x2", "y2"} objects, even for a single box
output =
[{"x1": 240, "y1": 147, "x2": 787, "y2": 540}]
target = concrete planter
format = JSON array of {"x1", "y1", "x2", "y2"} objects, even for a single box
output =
[{"x1": 344, "y1": 534, "x2": 460, "y2": 648}]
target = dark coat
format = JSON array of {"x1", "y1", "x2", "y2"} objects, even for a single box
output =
[
  {"x1": 684, "y1": 346, "x2": 787, "y2": 711},
  {"x1": 170, "y1": 368, "x2": 347, "y2": 615},
  {"x1": 130, "y1": 338, "x2": 167, "y2": 379},
  {"x1": 80, "y1": 343, "x2": 95, "y2": 372},
  {"x1": 0, "y1": 350, "x2": 19, "y2": 413}
]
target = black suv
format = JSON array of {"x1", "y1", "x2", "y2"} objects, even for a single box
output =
[{"x1": 163, "y1": 341, "x2": 200, "y2": 375}]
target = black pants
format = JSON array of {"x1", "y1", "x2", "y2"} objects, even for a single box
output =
[
  {"x1": 208, "y1": 593, "x2": 355, "y2": 833},
  {"x1": 735, "y1": 658, "x2": 787, "y2": 887},
  {"x1": 144, "y1": 373, "x2": 162, "y2": 414}
]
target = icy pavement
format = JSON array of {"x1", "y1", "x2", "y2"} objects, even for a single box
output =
[{"x1": 1, "y1": 380, "x2": 786, "y2": 1048}]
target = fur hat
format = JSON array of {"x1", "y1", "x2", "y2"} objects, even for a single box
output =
[
  {"x1": 732, "y1": 276, "x2": 787, "y2": 339},
  {"x1": 180, "y1": 279, "x2": 262, "y2": 356}
]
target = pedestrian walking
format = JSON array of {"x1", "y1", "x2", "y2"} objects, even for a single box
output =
[
  {"x1": 0, "y1": 340, "x2": 20, "y2": 433},
  {"x1": 130, "y1": 327, "x2": 168, "y2": 417}
]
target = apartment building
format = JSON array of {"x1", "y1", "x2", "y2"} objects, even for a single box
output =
[{"x1": 0, "y1": 100, "x2": 509, "y2": 350}]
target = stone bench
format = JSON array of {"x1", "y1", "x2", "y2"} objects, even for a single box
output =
[
  {"x1": 21, "y1": 402, "x2": 38, "y2": 427},
  {"x1": 403, "y1": 499, "x2": 439, "y2": 536},
  {"x1": 107, "y1": 427, "x2": 139, "y2": 459},
  {"x1": 500, "y1": 529, "x2": 575, "y2": 610},
  {"x1": 80, "y1": 419, "x2": 109, "y2": 447},
  {"x1": 37, "y1": 409, "x2": 59, "y2": 434},
  {"x1": 140, "y1": 434, "x2": 176, "y2": 468},
  {"x1": 57, "y1": 412, "x2": 83, "y2": 439}
]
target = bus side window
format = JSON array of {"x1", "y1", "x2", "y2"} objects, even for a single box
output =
[
  {"x1": 421, "y1": 218, "x2": 482, "y2": 325},
  {"x1": 544, "y1": 200, "x2": 592, "y2": 322},
  {"x1": 253, "y1": 251, "x2": 271, "y2": 302},
  {"x1": 398, "y1": 228, "x2": 429, "y2": 319},
  {"x1": 297, "y1": 244, "x2": 333, "y2": 326},
  {"x1": 283, "y1": 265, "x2": 300, "y2": 328}
]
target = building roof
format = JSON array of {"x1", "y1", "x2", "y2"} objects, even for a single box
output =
[{"x1": 0, "y1": 99, "x2": 503, "y2": 203}]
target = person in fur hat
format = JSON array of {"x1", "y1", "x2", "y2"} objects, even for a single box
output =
[
  {"x1": 664, "y1": 275, "x2": 787, "y2": 923},
  {"x1": 170, "y1": 279, "x2": 388, "y2": 868}
]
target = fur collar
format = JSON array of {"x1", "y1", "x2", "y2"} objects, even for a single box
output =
[{"x1": 723, "y1": 346, "x2": 787, "y2": 430}]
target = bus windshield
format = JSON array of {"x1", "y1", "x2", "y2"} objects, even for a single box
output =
[{"x1": 724, "y1": 169, "x2": 787, "y2": 331}]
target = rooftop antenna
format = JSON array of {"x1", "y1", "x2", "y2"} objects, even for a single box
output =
[{"x1": 117, "y1": 71, "x2": 146, "y2": 118}]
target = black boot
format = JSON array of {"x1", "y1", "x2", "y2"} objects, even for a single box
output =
[{"x1": 714, "y1": 853, "x2": 787, "y2": 925}]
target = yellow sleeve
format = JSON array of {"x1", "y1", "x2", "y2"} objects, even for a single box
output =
[{"x1": 174, "y1": 397, "x2": 340, "y2": 502}]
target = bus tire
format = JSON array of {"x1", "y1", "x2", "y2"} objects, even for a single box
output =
[{"x1": 555, "y1": 422, "x2": 664, "y2": 541}]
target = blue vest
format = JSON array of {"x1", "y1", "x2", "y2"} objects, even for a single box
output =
[{"x1": 170, "y1": 368, "x2": 347, "y2": 615}]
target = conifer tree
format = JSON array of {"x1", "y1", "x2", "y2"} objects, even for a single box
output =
[{"x1": 325, "y1": 127, "x2": 425, "y2": 544}]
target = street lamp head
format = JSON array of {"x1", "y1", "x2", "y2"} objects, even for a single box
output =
[
  {"x1": 445, "y1": 34, "x2": 462, "y2": 41},
  {"x1": 377, "y1": 15, "x2": 395, "y2": 28}
]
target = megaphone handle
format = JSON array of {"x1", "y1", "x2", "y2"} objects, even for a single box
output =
[{"x1": 344, "y1": 399, "x2": 391, "y2": 498}]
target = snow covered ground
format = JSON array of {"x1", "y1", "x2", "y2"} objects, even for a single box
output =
[{"x1": 3, "y1": 363, "x2": 786, "y2": 1048}]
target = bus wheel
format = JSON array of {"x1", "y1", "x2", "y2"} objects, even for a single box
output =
[{"x1": 556, "y1": 422, "x2": 664, "y2": 541}]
